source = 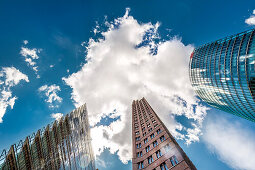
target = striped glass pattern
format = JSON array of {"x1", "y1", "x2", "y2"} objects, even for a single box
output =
[
  {"x1": 0, "y1": 104, "x2": 95, "y2": 170},
  {"x1": 189, "y1": 29, "x2": 255, "y2": 122}
]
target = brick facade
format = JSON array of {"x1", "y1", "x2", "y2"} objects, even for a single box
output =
[{"x1": 132, "y1": 98, "x2": 196, "y2": 170}]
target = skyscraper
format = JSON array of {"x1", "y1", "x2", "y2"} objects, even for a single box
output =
[
  {"x1": 0, "y1": 104, "x2": 95, "y2": 170},
  {"x1": 132, "y1": 98, "x2": 196, "y2": 170},
  {"x1": 189, "y1": 29, "x2": 255, "y2": 122}
]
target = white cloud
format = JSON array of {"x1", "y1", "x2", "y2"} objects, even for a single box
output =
[
  {"x1": 50, "y1": 113, "x2": 63, "y2": 121},
  {"x1": 203, "y1": 116, "x2": 255, "y2": 170},
  {"x1": 2, "y1": 67, "x2": 29, "y2": 86},
  {"x1": 23, "y1": 40, "x2": 28, "y2": 45},
  {"x1": 50, "y1": 65, "x2": 54, "y2": 68},
  {"x1": 38, "y1": 84, "x2": 62, "y2": 108},
  {"x1": 0, "y1": 67, "x2": 29, "y2": 123},
  {"x1": 63, "y1": 8, "x2": 208, "y2": 163},
  {"x1": 245, "y1": 9, "x2": 255, "y2": 25},
  {"x1": 20, "y1": 44, "x2": 41, "y2": 78}
]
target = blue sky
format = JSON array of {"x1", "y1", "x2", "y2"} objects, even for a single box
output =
[{"x1": 0, "y1": 0, "x2": 255, "y2": 170}]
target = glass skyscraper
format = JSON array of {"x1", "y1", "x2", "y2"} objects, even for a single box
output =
[
  {"x1": 0, "y1": 104, "x2": 95, "y2": 170},
  {"x1": 189, "y1": 29, "x2": 255, "y2": 122}
]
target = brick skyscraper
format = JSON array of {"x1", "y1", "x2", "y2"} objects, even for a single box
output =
[{"x1": 132, "y1": 98, "x2": 196, "y2": 170}]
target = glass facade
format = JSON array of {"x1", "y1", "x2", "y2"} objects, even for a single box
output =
[
  {"x1": 0, "y1": 104, "x2": 95, "y2": 170},
  {"x1": 189, "y1": 29, "x2": 255, "y2": 122}
]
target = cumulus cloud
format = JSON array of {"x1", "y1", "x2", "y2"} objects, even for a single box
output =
[
  {"x1": 203, "y1": 115, "x2": 255, "y2": 170},
  {"x1": 20, "y1": 42, "x2": 41, "y2": 78},
  {"x1": 0, "y1": 67, "x2": 29, "y2": 123},
  {"x1": 50, "y1": 113, "x2": 63, "y2": 121},
  {"x1": 38, "y1": 84, "x2": 62, "y2": 108},
  {"x1": 245, "y1": 9, "x2": 255, "y2": 25},
  {"x1": 63, "y1": 8, "x2": 208, "y2": 163}
]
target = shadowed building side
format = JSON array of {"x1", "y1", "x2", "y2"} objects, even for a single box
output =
[{"x1": 132, "y1": 98, "x2": 196, "y2": 170}]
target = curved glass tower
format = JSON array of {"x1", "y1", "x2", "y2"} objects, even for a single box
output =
[{"x1": 189, "y1": 29, "x2": 255, "y2": 122}]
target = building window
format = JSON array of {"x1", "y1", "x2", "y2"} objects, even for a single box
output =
[
  {"x1": 137, "y1": 143, "x2": 141, "y2": 148},
  {"x1": 164, "y1": 144, "x2": 171, "y2": 152},
  {"x1": 136, "y1": 131, "x2": 140, "y2": 135},
  {"x1": 160, "y1": 162, "x2": 168, "y2": 170},
  {"x1": 138, "y1": 161, "x2": 144, "y2": 169},
  {"x1": 156, "y1": 128, "x2": 161, "y2": 134},
  {"x1": 144, "y1": 138, "x2": 148, "y2": 144},
  {"x1": 160, "y1": 135, "x2": 165, "y2": 142},
  {"x1": 170, "y1": 155, "x2": 179, "y2": 166},
  {"x1": 140, "y1": 151, "x2": 143, "y2": 157},
  {"x1": 145, "y1": 145, "x2": 150, "y2": 152},
  {"x1": 153, "y1": 140, "x2": 158, "y2": 147},
  {"x1": 156, "y1": 149, "x2": 162, "y2": 158},
  {"x1": 150, "y1": 133, "x2": 154, "y2": 139},
  {"x1": 137, "y1": 152, "x2": 140, "y2": 157},
  {"x1": 136, "y1": 136, "x2": 140, "y2": 141},
  {"x1": 147, "y1": 155, "x2": 153, "y2": 164},
  {"x1": 148, "y1": 128, "x2": 152, "y2": 132}
]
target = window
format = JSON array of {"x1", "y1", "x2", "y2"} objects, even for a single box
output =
[
  {"x1": 142, "y1": 127, "x2": 145, "y2": 132},
  {"x1": 154, "y1": 124, "x2": 158, "y2": 128},
  {"x1": 148, "y1": 128, "x2": 153, "y2": 132},
  {"x1": 136, "y1": 131, "x2": 140, "y2": 135},
  {"x1": 138, "y1": 161, "x2": 144, "y2": 169},
  {"x1": 164, "y1": 144, "x2": 171, "y2": 152},
  {"x1": 137, "y1": 143, "x2": 141, "y2": 148},
  {"x1": 143, "y1": 132, "x2": 147, "y2": 137},
  {"x1": 140, "y1": 151, "x2": 143, "y2": 157},
  {"x1": 156, "y1": 150, "x2": 162, "y2": 158},
  {"x1": 145, "y1": 145, "x2": 150, "y2": 152},
  {"x1": 136, "y1": 136, "x2": 140, "y2": 141},
  {"x1": 153, "y1": 140, "x2": 158, "y2": 147},
  {"x1": 147, "y1": 155, "x2": 153, "y2": 164},
  {"x1": 156, "y1": 128, "x2": 161, "y2": 134},
  {"x1": 150, "y1": 133, "x2": 155, "y2": 139},
  {"x1": 144, "y1": 138, "x2": 148, "y2": 144},
  {"x1": 170, "y1": 156, "x2": 179, "y2": 166},
  {"x1": 137, "y1": 152, "x2": 140, "y2": 157},
  {"x1": 160, "y1": 162, "x2": 168, "y2": 170},
  {"x1": 160, "y1": 135, "x2": 165, "y2": 142}
]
